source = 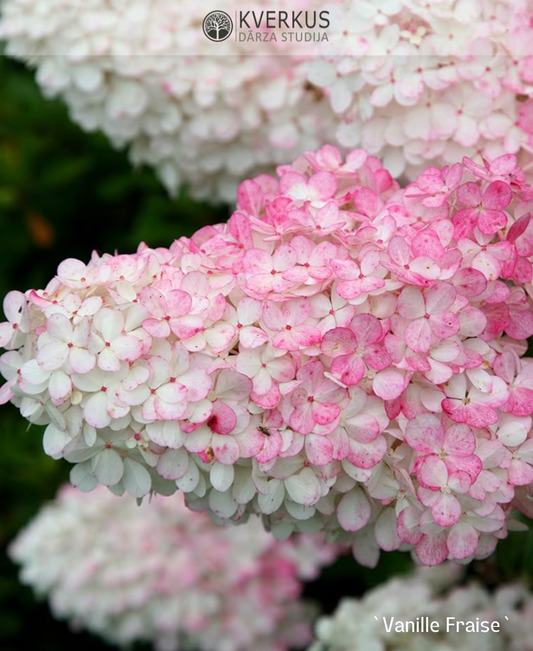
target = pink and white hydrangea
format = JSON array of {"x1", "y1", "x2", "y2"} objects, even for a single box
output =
[
  {"x1": 10, "y1": 485, "x2": 338, "y2": 651},
  {"x1": 3, "y1": 146, "x2": 533, "y2": 567}
]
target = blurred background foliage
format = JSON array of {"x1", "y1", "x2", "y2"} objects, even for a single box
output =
[{"x1": 1, "y1": 53, "x2": 533, "y2": 651}]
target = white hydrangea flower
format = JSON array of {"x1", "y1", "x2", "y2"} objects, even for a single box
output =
[
  {"x1": 308, "y1": 564, "x2": 533, "y2": 651},
  {"x1": 10, "y1": 485, "x2": 340, "y2": 651},
  {"x1": 3, "y1": 0, "x2": 533, "y2": 196},
  {"x1": 0, "y1": 0, "x2": 339, "y2": 201},
  {"x1": 308, "y1": 0, "x2": 533, "y2": 179}
]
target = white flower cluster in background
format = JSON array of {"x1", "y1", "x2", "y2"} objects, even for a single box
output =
[
  {"x1": 308, "y1": 564, "x2": 533, "y2": 651},
  {"x1": 309, "y1": 0, "x2": 533, "y2": 179},
  {"x1": 10, "y1": 485, "x2": 339, "y2": 651},
  {"x1": 0, "y1": 0, "x2": 338, "y2": 201},
  {"x1": 3, "y1": 0, "x2": 533, "y2": 199}
]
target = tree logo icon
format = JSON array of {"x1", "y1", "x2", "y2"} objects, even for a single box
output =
[{"x1": 203, "y1": 11, "x2": 233, "y2": 42}]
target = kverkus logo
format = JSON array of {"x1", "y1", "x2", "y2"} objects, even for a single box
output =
[{"x1": 203, "y1": 10, "x2": 233, "y2": 42}]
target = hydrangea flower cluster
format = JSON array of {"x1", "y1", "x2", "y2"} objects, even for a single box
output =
[
  {"x1": 0, "y1": 0, "x2": 338, "y2": 201},
  {"x1": 3, "y1": 1, "x2": 533, "y2": 200},
  {"x1": 2, "y1": 146, "x2": 533, "y2": 567},
  {"x1": 10, "y1": 485, "x2": 337, "y2": 651},
  {"x1": 308, "y1": 565, "x2": 533, "y2": 651},
  {"x1": 309, "y1": 0, "x2": 533, "y2": 179}
]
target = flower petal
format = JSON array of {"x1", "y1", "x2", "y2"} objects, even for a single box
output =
[{"x1": 337, "y1": 488, "x2": 371, "y2": 532}]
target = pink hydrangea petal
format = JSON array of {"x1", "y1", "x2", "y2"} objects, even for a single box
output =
[
  {"x1": 405, "y1": 318, "x2": 432, "y2": 353},
  {"x1": 351, "y1": 313, "x2": 382, "y2": 346},
  {"x1": 509, "y1": 387, "x2": 533, "y2": 416},
  {"x1": 443, "y1": 399, "x2": 499, "y2": 428},
  {"x1": 429, "y1": 312, "x2": 459, "y2": 339},
  {"x1": 305, "y1": 434, "x2": 334, "y2": 466},
  {"x1": 418, "y1": 456, "x2": 448, "y2": 490},
  {"x1": 426, "y1": 283, "x2": 455, "y2": 315},
  {"x1": 458, "y1": 308, "x2": 487, "y2": 337},
  {"x1": 142, "y1": 318, "x2": 171, "y2": 338},
  {"x1": 156, "y1": 382, "x2": 187, "y2": 404},
  {"x1": 373, "y1": 369, "x2": 406, "y2": 400},
  {"x1": 309, "y1": 171, "x2": 337, "y2": 198},
  {"x1": 347, "y1": 436, "x2": 387, "y2": 469},
  {"x1": 212, "y1": 434, "x2": 240, "y2": 465},
  {"x1": 140, "y1": 287, "x2": 166, "y2": 319},
  {"x1": 320, "y1": 328, "x2": 357, "y2": 357},
  {"x1": 290, "y1": 325, "x2": 321, "y2": 348},
  {"x1": 243, "y1": 248, "x2": 272, "y2": 275},
  {"x1": 445, "y1": 455, "x2": 482, "y2": 482},
  {"x1": 330, "y1": 354, "x2": 365, "y2": 386},
  {"x1": 273, "y1": 243, "x2": 298, "y2": 271},
  {"x1": 56, "y1": 258, "x2": 87, "y2": 284},
  {"x1": 405, "y1": 413, "x2": 444, "y2": 453},
  {"x1": 412, "y1": 230, "x2": 445, "y2": 258},
  {"x1": 208, "y1": 401, "x2": 237, "y2": 436},
  {"x1": 83, "y1": 392, "x2": 111, "y2": 429},
  {"x1": 255, "y1": 430, "x2": 283, "y2": 463},
  {"x1": 509, "y1": 459, "x2": 533, "y2": 486},
  {"x1": 183, "y1": 427, "x2": 212, "y2": 453},
  {"x1": 335, "y1": 280, "x2": 363, "y2": 301},
  {"x1": 283, "y1": 298, "x2": 311, "y2": 326},
  {"x1": 239, "y1": 326, "x2": 268, "y2": 348},
  {"x1": 478, "y1": 209, "x2": 508, "y2": 235},
  {"x1": 313, "y1": 402, "x2": 340, "y2": 426},
  {"x1": 452, "y1": 267, "x2": 487, "y2": 297},
  {"x1": 272, "y1": 331, "x2": 298, "y2": 351},
  {"x1": 408, "y1": 257, "x2": 441, "y2": 281},
  {"x1": 483, "y1": 180, "x2": 512, "y2": 209},
  {"x1": 453, "y1": 208, "x2": 478, "y2": 239},
  {"x1": 337, "y1": 488, "x2": 371, "y2": 532},
  {"x1": 397, "y1": 507, "x2": 423, "y2": 545},
  {"x1": 457, "y1": 181, "x2": 482, "y2": 207},
  {"x1": 262, "y1": 301, "x2": 285, "y2": 331},
  {"x1": 165, "y1": 290, "x2": 193, "y2": 318},
  {"x1": 205, "y1": 323, "x2": 236, "y2": 352},
  {"x1": 246, "y1": 273, "x2": 276, "y2": 294},
  {"x1": 442, "y1": 423, "x2": 476, "y2": 456},
  {"x1": 432, "y1": 492, "x2": 461, "y2": 527},
  {"x1": 415, "y1": 533, "x2": 449, "y2": 566},
  {"x1": 149, "y1": 423, "x2": 185, "y2": 450},
  {"x1": 397, "y1": 287, "x2": 425, "y2": 320},
  {"x1": 216, "y1": 370, "x2": 252, "y2": 402},
  {"x1": 344, "y1": 414, "x2": 379, "y2": 443},
  {"x1": 447, "y1": 521, "x2": 479, "y2": 559},
  {"x1": 290, "y1": 403, "x2": 315, "y2": 435}
]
